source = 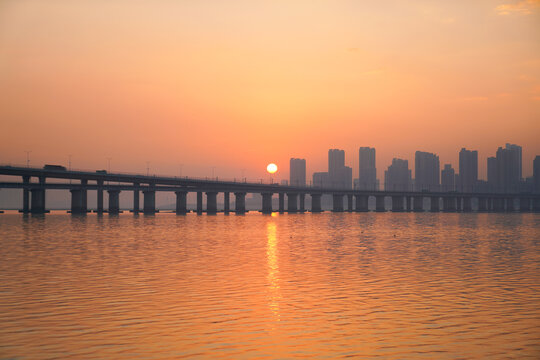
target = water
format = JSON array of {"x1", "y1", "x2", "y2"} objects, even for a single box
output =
[{"x1": 1, "y1": 212, "x2": 539, "y2": 359}]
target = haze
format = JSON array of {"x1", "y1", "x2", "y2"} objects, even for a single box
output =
[{"x1": 1, "y1": 0, "x2": 539, "y2": 180}]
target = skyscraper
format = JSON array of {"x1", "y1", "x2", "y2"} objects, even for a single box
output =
[
  {"x1": 358, "y1": 147, "x2": 377, "y2": 190},
  {"x1": 327, "y1": 149, "x2": 351, "y2": 189},
  {"x1": 489, "y1": 144, "x2": 522, "y2": 193},
  {"x1": 458, "y1": 148, "x2": 478, "y2": 192},
  {"x1": 415, "y1": 151, "x2": 440, "y2": 191},
  {"x1": 441, "y1": 164, "x2": 455, "y2": 192},
  {"x1": 289, "y1": 158, "x2": 306, "y2": 186},
  {"x1": 384, "y1": 158, "x2": 411, "y2": 191}
]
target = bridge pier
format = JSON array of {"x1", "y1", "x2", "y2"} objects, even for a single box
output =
[
  {"x1": 287, "y1": 193, "x2": 298, "y2": 212},
  {"x1": 197, "y1": 191, "x2": 203, "y2": 214},
  {"x1": 413, "y1": 196, "x2": 423, "y2": 212},
  {"x1": 133, "y1": 183, "x2": 140, "y2": 214},
  {"x1": 311, "y1": 194, "x2": 322, "y2": 212},
  {"x1": 279, "y1": 193, "x2": 285, "y2": 213},
  {"x1": 22, "y1": 175, "x2": 30, "y2": 213},
  {"x1": 261, "y1": 193, "x2": 273, "y2": 214},
  {"x1": 375, "y1": 195, "x2": 385, "y2": 212},
  {"x1": 456, "y1": 197, "x2": 462, "y2": 212},
  {"x1": 70, "y1": 189, "x2": 86, "y2": 214},
  {"x1": 391, "y1": 196, "x2": 404, "y2": 212},
  {"x1": 332, "y1": 194, "x2": 344, "y2": 212},
  {"x1": 224, "y1": 192, "x2": 230, "y2": 213},
  {"x1": 97, "y1": 180, "x2": 104, "y2": 214},
  {"x1": 442, "y1": 197, "x2": 456, "y2": 212},
  {"x1": 355, "y1": 195, "x2": 368, "y2": 212},
  {"x1": 506, "y1": 198, "x2": 515, "y2": 212},
  {"x1": 463, "y1": 197, "x2": 472, "y2": 212},
  {"x1": 430, "y1": 196, "x2": 439, "y2": 212},
  {"x1": 299, "y1": 193, "x2": 305, "y2": 212},
  {"x1": 143, "y1": 190, "x2": 156, "y2": 214},
  {"x1": 235, "y1": 192, "x2": 246, "y2": 214},
  {"x1": 493, "y1": 198, "x2": 504, "y2": 212},
  {"x1": 347, "y1": 194, "x2": 353, "y2": 212},
  {"x1": 108, "y1": 190, "x2": 120, "y2": 214},
  {"x1": 406, "y1": 196, "x2": 412, "y2": 211},
  {"x1": 175, "y1": 191, "x2": 187, "y2": 214},
  {"x1": 478, "y1": 197, "x2": 487, "y2": 212},
  {"x1": 519, "y1": 197, "x2": 530, "y2": 212},
  {"x1": 81, "y1": 179, "x2": 88, "y2": 213},
  {"x1": 206, "y1": 192, "x2": 217, "y2": 214},
  {"x1": 30, "y1": 177, "x2": 46, "y2": 214},
  {"x1": 533, "y1": 198, "x2": 540, "y2": 212}
]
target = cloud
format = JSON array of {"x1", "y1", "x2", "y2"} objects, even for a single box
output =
[{"x1": 495, "y1": 0, "x2": 540, "y2": 15}]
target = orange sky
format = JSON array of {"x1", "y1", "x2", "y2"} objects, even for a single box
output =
[{"x1": 0, "y1": 0, "x2": 539, "y2": 181}]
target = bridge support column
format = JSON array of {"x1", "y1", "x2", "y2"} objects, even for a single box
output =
[
  {"x1": 262, "y1": 193, "x2": 273, "y2": 214},
  {"x1": 347, "y1": 194, "x2": 353, "y2": 212},
  {"x1": 375, "y1": 195, "x2": 385, "y2": 212},
  {"x1": 299, "y1": 193, "x2": 305, "y2": 212},
  {"x1": 22, "y1": 175, "x2": 30, "y2": 213},
  {"x1": 406, "y1": 196, "x2": 412, "y2": 211},
  {"x1": 506, "y1": 198, "x2": 515, "y2": 212},
  {"x1": 197, "y1": 191, "x2": 203, "y2": 214},
  {"x1": 287, "y1": 193, "x2": 298, "y2": 212},
  {"x1": 456, "y1": 197, "x2": 462, "y2": 212},
  {"x1": 108, "y1": 190, "x2": 120, "y2": 214},
  {"x1": 493, "y1": 198, "x2": 504, "y2": 212},
  {"x1": 279, "y1": 193, "x2": 285, "y2": 213},
  {"x1": 224, "y1": 192, "x2": 230, "y2": 213},
  {"x1": 443, "y1": 197, "x2": 456, "y2": 212},
  {"x1": 97, "y1": 180, "x2": 104, "y2": 214},
  {"x1": 235, "y1": 192, "x2": 246, "y2": 214},
  {"x1": 30, "y1": 188, "x2": 46, "y2": 214},
  {"x1": 487, "y1": 198, "x2": 494, "y2": 211},
  {"x1": 81, "y1": 179, "x2": 88, "y2": 213},
  {"x1": 206, "y1": 192, "x2": 217, "y2": 214},
  {"x1": 430, "y1": 196, "x2": 440, "y2": 212},
  {"x1": 143, "y1": 190, "x2": 156, "y2": 214},
  {"x1": 175, "y1": 191, "x2": 187, "y2": 214},
  {"x1": 533, "y1": 198, "x2": 540, "y2": 212},
  {"x1": 478, "y1": 197, "x2": 487, "y2": 212},
  {"x1": 391, "y1": 196, "x2": 404, "y2": 212},
  {"x1": 519, "y1": 197, "x2": 530, "y2": 212},
  {"x1": 413, "y1": 196, "x2": 423, "y2": 212},
  {"x1": 311, "y1": 194, "x2": 322, "y2": 212},
  {"x1": 355, "y1": 195, "x2": 368, "y2": 212},
  {"x1": 133, "y1": 183, "x2": 140, "y2": 214},
  {"x1": 70, "y1": 189, "x2": 85, "y2": 214},
  {"x1": 332, "y1": 194, "x2": 344, "y2": 212},
  {"x1": 463, "y1": 197, "x2": 472, "y2": 212}
]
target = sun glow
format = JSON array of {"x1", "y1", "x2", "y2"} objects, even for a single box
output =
[{"x1": 267, "y1": 163, "x2": 278, "y2": 174}]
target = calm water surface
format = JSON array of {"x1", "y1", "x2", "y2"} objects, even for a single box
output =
[{"x1": 1, "y1": 212, "x2": 539, "y2": 359}]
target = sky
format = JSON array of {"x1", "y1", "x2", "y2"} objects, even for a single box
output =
[{"x1": 0, "y1": 0, "x2": 539, "y2": 181}]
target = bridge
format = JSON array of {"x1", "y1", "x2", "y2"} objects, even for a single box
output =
[{"x1": 0, "y1": 165, "x2": 539, "y2": 214}]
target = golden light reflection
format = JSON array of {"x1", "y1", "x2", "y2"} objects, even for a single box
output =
[{"x1": 266, "y1": 221, "x2": 281, "y2": 321}]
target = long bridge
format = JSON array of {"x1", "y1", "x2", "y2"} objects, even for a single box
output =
[{"x1": 0, "y1": 165, "x2": 539, "y2": 214}]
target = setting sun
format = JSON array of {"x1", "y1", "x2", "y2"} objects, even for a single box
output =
[{"x1": 267, "y1": 163, "x2": 278, "y2": 174}]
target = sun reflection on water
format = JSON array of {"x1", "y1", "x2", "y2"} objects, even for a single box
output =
[{"x1": 266, "y1": 218, "x2": 281, "y2": 321}]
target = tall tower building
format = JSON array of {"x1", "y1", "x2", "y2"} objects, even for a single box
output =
[
  {"x1": 289, "y1": 158, "x2": 306, "y2": 186},
  {"x1": 441, "y1": 164, "x2": 455, "y2": 192},
  {"x1": 487, "y1": 156, "x2": 498, "y2": 192},
  {"x1": 458, "y1": 148, "x2": 478, "y2": 192},
  {"x1": 327, "y1": 149, "x2": 351, "y2": 189},
  {"x1": 415, "y1": 151, "x2": 440, "y2": 191},
  {"x1": 384, "y1": 158, "x2": 411, "y2": 191},
  {"x1": 358, "y1": 147, "x2": 377, "y2": 190}
]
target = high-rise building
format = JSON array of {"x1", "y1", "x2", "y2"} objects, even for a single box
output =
[
  {"x1": 488, "y1": 144, "x2": 522, "y2": 193},
  {"x1": 327, "y1": 149, "x2": 352, "y2": 189},
  {"x1": 289, "y1": 158, "x2": 306, "y2": 186},
  {"x1": 358, "y1": 147, "x2": 377, "y2": 190},
  {"x1": 458, "y1": 148, "x2": 478, "y2": 192},
  {"x1": 384, "y1": 158, "x2": 411, "y2": 191},
  {"x1": 312, "y1": 172, "x2": 329, "y2": 188},
  {"x1": 415, "y1": 151, "x2": 440, "y2": 191},
  {"x1": 441, "y1": 164, "x2": 455, "y2": 192},
  {"x1": 533, "y1": 156, "x2": 540, "y2": 193}
]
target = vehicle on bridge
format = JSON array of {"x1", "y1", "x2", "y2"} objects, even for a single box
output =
[{"x1": 43, "y1": 164, "x2": 66, "y2": 171}]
